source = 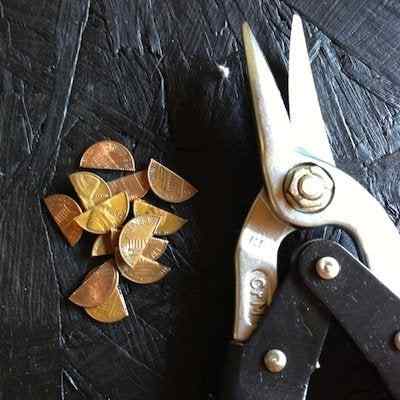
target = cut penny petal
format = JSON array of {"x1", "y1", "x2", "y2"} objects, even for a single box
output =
[
  {"x1": 109, "y1": 228, "x2": 121, "y2": 247},
  {"x1": 44, "y1": 194, "x2": 83, "y2": 246},
  {"x1": 92, "y1": 229, "x2": 121, "y2": 256},
  {"x1": 142, "y1": 237, "x2": 169, "y2": 260},
  {"x1": 69, "y1": 260, "x2": 118, "y2": 307},
  {"x1": 115, "y1": 251, "x2": 170, "y2": 284},
  {"x1": 92, "y1": 234, "x2": 113, "y2": 257},
  {"x1": 74, "y1": 192, "x2": 129, "y2": 234},
  {"x1": 147, "y1": 159, "x2": 198, "y2": 203},
  {"x1": 108, "y1": 170, "x2": 150, "y2": 201},
  {"x1": 133, "y1": 199, "x2": 187, "y2": 235},
  {"x1": 135, "y1": 169, "x2": 150, "y2": 192},
  {"x1": 118, "y1": 215, "x2": 160, "y2": 267},
  {"x1": 85, "y1": 286, "x2": 128, "y2": 323},
  {"x1": 69, "y1": 172, "x2": 111, "y2": 210},
  {"x1": 80, "y1": 140, "x2": 135, "y2": 171}
]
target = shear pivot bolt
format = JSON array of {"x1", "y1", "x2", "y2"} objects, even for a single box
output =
[
  {"x1": 298, "y1": 174, "x2": 324, "y2": 200},
  {"x1": 284, "y1": 164, "x2": 334, "y2": 213},
  {"x1": 316, "y1": 257, "x2": 341, "y2": 280},
  {"x1": 394, "y1": 332, "x2": 400, "y2": 351},
  {"x1": 264, "y1": 349, "x2": 287, "y2": 373}
]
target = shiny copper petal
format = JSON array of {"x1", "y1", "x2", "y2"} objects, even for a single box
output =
[
  {"x1": 74, "y1": 192, "x2": 130, "y2": 234},
  {"x1": 85, "y1": 286, "x2": 128, "y2": 323},
  {"x1": 80, "y1": 140, "x2": 135, "y2": 171},
  {"x1": 133, "y1": 199, "x2": 187, "y2": 235},
  {"x1": 135, "y1": 170, "x2": 150, "y2": 193},
  {"x1": 147, "y1": 159, "x2": 198, "y2": 203},
  {"x1": 115, "y1": 251, "x2": 170, "y2": 284},
  {"x1": 91, "y1": 234, "x2": 113, "y2": 257},
  {"x1": 142, "y1": 237, "x2": 169, "y2": 260},
  {"x1": 109, "y1": 228, "x2": 121, "y2": 248},
  {"x1": 69, "y1": 171, "x2": 111, "y2": 210},
  {"x1": 69, "y1": 260, "x2": 118, "y2": 307},
  {"x1": 91, "y1": 228, "x2": 121, "y2": 256},
  {"x1": 118, "y1": 215, "x2": 160, "y2": 266},
  {"x1": 108, "y1": 170, "x2": 150, "y2": 201},
  {"x1": 44, "y1": 194, "x2": 83, "y2": 246}
]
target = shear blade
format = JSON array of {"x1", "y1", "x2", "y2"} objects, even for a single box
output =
[
  {"x1": 289, "y1": 15, "x2": 335, "y2": 166},
  {"x1": 242, "y1": 23, "x2": 293, "y2": 167}
]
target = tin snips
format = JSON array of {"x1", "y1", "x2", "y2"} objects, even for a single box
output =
[{"x1": 222, "y1": 14, "x2": 400, "y2": 400}]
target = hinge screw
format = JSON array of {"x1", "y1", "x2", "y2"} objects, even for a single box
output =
[
  {"x1": 394, "y1": 332, "x2": 400, "y2": 351},
  {"x1": 316, "y1": 256, "x2": 341, "y2": 280},
  {"x1": 264, "y1": 349, "x2": 287, "y2": 373},
  {"x1": 284, "y1": 164, "x2": 334, "y2": 213}
]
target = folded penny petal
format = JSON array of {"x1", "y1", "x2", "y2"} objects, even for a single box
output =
[
  {"x1": 92, "y1": 228, "x2": 121, "y2": 256},
  {"x1": 133, "y1": 199, "x2": 187, "y2": 235},
  {"x1": 142, "y1": 237, "x2": 169, "y2": 260},
  {"x1": 92, "y1": 234, "x2": 112, "y2": 257},
  {"x1": 69, "y1": 171, "x2": 111, "y2": 210},
  {"x1": 85, "y1": 286, "x2": 128, "y2": 323},
  {"x1": 115, "y1": 251, "x2": 170, "y2": 284},
  {"x1": 118, "y1": 215, "x2": 160, "y2": 266},
  {"x1": 69, "y1": 260, "x2": 118, "y2": 307},
  {"x1": 108, "y1": 170, "x2": 149, "y2": 200},
  {"x1": 147, "y1": 159, "x2": 198, "y2": 203},
  {"x1": 74, "y1": 192, "x2": 129, "y2": 234},
  {"x1": 44, "y1": 194, "x2": 83, "y2": 246},
  {"x1": 80, "y1": 140, "x2": 135, "y2": 171}
]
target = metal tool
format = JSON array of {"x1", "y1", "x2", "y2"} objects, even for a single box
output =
[{"x1": 225, "y1": 14, "x2": 400, "y2": 399}]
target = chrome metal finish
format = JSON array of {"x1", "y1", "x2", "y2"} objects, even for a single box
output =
[
  {"x1": 316, "y1": 257, "x2": 341, "y2": 280},
  {"x1": 234, "y1": 190, "x2": 294, "y2": 341},
  {"x1": 394, "y1": 332, "x2": 400, "y2": 351},
  {"x1": 264, "y1": 349, "x2": 287, "y2": 373},
  {"x1": 289, "y1": 15, "x2": 335, "y2": 166},
  {"x1": 284, "y1": 164, "x2": 334, "y2": 213},
  {"x1": 242, "y1": 18, "x2": 400, "y2": 300}
]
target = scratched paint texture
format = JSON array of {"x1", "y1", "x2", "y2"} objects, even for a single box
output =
[{"x1": 0, "y1": 0, "x2": 399, "y2": 399}]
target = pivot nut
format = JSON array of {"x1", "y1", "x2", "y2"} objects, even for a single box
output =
[{"x1": 284, "y1": 164, "x2": 334, "y2": 213}]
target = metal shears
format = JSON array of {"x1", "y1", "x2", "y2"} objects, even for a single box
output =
[{"x1": 224, "y1": 14, "x2": 400, "y2": 400}]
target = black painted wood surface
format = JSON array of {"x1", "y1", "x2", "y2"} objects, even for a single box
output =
[{"x1": 0, "y1": 1, "x2": 399, "y2": 399}]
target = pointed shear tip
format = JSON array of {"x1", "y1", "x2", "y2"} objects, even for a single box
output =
[
  {"x1": 242, "y1": 22, "x2": 255, "y2": 50},
  {"x1": 242, "y1": 21, "x2": 251, "y2": 36},
  {"x1": 292, "y1": 13, "x2": 302, "y2": 25},
  {"x1": 241, "y1": 22, "x2": 264, "y2": 72},
  {"x1": 291, "y1": 13, "x2": 305, "y2": 41}
]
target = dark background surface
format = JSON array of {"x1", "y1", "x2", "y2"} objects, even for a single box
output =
[{"x1": 1, "y1": 0, "x2": 400, "y2": 399}]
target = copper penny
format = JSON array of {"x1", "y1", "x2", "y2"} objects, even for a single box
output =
[
  {"x1": 69, "y1": 260, "x2": 118, "y2": 307},
  {"x1": 147, "y1": 159, "x2": 198, "y2": 203},
  {"x1": 118, "y1": 215, "x2": 160, "y2": 267},
  {"x1": 108, "y1": 170, "x2": 150, "y2": 200},
  {"x1": 80, "y1": 140, "x2": 135, "y2": 171},
  {"x1": 133, "y1": 199, "x2": 187, "y2": 235},
  {"x1": 44, "y1": 194, "x2": 83, "y2": 246},
  {"x1": 85, "y1": 286, "x2": 128, "y2": 323},
  {"x1": 142, "y1": 237, "x2": 169, "y2": 260},
  {"x1": 69, "y1": 171, "x2": 111, "y2": 210},
  {"x1": 74, "y1": 192, "x2": 130, "y2": 234},
  {"x1": 92, "y1": 234, "x2": 113, "y2": 257},
  {"x1": 115, "y1": 250, "x2": 170, "y2": 284},
  {"x1": 92, "y1": 229, "x2": 120, "y2": 257},
  {"x1": 109, "y1": 228, "x2": 121, "y2": 247}
]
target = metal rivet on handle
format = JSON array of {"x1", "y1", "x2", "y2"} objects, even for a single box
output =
[
  {"x1": 316, "y1": 256, "x2": 341, "y2": 280},
  {"x1": 264, "y1": 349, "x2": 287, "y2": 373}
]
